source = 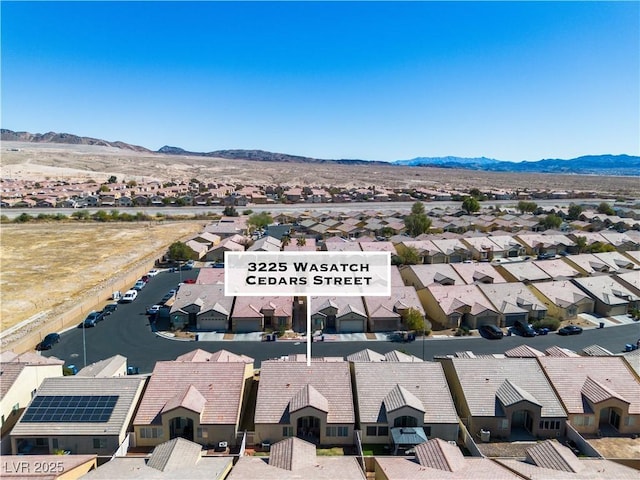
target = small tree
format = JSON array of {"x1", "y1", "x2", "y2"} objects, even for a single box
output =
[
  {"x1": 517, "y1": 201, "x2": 538, "y2": 214},
  {"x1": 540, "y1": 213, "x2": 562, "y2": 230},
  {"x1": 281, "y1": 235, "x2": 291, "y2": 248},
  {"x1": 223, "y1": 205, "x2": 238, "y2": 217},
  {"x1": 462, "y1": 196, "x2": 480, "y2": 214},
  {"x1": 393, "y1": 244, "x2": 421, "y2": 265},
  {"x1": 402, "y1": 308, "x2": 427, "y2": 334},
  {"x1": 597, "y1": 202, "x2": 615, "y2": 216},
  {"x1": 296, "y1": 237, "x2": 307, "y2": 246},
  {"x1": 248, "y1": 212, "x2": 273, "y2": 231},
  {"x1": 574, "y1": 235, "x2": 587, "y2": 254},
  {"x1": 168, "y1": 241, "x2": 192, "y2": 261},
  {"x1": 567, "y1": 203, "x2": 583, "y2": 221},
  {"x1": 107, "y1": 175, "x2": 117, "y2": 184},
  {"x1": 404, "y1": 202, "x2": 432, "y2": 237}
]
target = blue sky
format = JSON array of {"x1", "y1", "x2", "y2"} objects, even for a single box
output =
[{"x1": 2, "y1": 1, "x2": 638, "y2": 162}]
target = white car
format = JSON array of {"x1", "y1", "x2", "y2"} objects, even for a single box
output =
[
  {"x1": 120, "y1": 290, "x2": 138, "y2": 303},
  {"x1": 133, "y1": 280, "x2": 146, "y2": 291},
  {"x1": 147, "y1": 269, "x2": 160, "y2": 277}
]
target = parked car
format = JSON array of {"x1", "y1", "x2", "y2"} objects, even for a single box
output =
[
  {"x1": 558, "y1": 325, "x2": 583, "y2": 336},
  {"x1": 147, "y1": 269, "x2": 160, "y2": 277},
  {"x1": 479, "y1": 324, "x2": 504, "y2": 339},
  {"x1": 183, "y1": 278, "x2": 196, "y2": 284},
  {"x1": 83, "y1": 311, "x2": 103, "y2": 327},
  {"x1": 140, "y1": 275, "x2": 150, "y2": 283},
  {"x1": 37, "y1": 333, "x2": 60, "y2": 350},
  {"x1": 103, "y1": 303, "x2": 118, "y2": 316},
  {"x1": 180, "y1": 260, "x2": 195, "y2": 271},
  {"x1": 120, "y1": 289, "x2": 138, "y2": 303},
  {"x1": 512, "y1": 320, "x2": 537, "y2": 337},
  {"x1": 146, "y1": 305, "x2": 162, "y2": 315},
  {"x1": 133, "y1": 280, "x2": 146, "y2": 291}
]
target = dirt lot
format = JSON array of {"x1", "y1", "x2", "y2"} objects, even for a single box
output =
[{"x1": 0, "y1": 221, "x2": 203, "y2": 333}]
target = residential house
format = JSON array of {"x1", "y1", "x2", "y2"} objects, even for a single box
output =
[
  {"x1": 227, "y1": 437, "x2": 365, "y2": 480},
  {"x1": 132, "y1": 352, "x2": 252, "y2": 448},
  {"x1": 10, "y1": 376, "x2": 145, "y2": 456},
  {"x1": 363, "y1": 286, "x2": 425, "y2": 332},
  {"x1": 352, "y1": 362, "x2": 459, "y2": 448},
  {"x1": 572, "y1": 276, "x2": 639, "y2": 317},
  {"x1": 591, "y1": 251, "x2": 639, "y2": 271},
  {"x1": 420, "y1": 284, "x2": 500, "y2": 329},
  {"x1": 530, "y1": 281, "x2": 595, "y2": 320},
  {"x1": 478, "y1": 282, "x2": 548, "y2": 326},
  {"x1": 248, "y1": 236, "x2": 282, "y2": 252},
  {"x1": 346, "y1": 349, "x2": 423, "y2": 363},
  {"x1": 184, "y1": 240, "x2": 208, "y2": 260},
  {"x1": 431, "y1": 239, "x2": 473, "y2": 263},
  {"x1": 614, "y1": 270, "x2": 640, "y2": 297},
  {"x1": 515, "y1": 233, "x2": 575, "y2": 256},
  {"x1": 439, "y1": 357, "x2": 567, "y2": 440},
  {"x1": 204, "y1": 217, "x2": 249, "y2": 238},
  {"x1": 204, "y1": 237, "x2": 245, "y2": 263},
  {"x1": 450, "y1": 263, "x2": 508, "y2": 285},
  {"x1": 399, "y1": 264, "x2": 465, "y2": 290},
  {"x1": 80, "y1": 437, "x2": 232, "y2": 480},
  {"x1": 495, "y1": 262, "x2": 551, "y2": 283},
  {"x1": 461, "y1": 236, "x2": 504, "y2": 261},
  {"x1": 231, "y1": 296, "x2": 293, "y2": 333},
  {"x1": 359, "y1": 241, "x2": 397, "y2": 255},
  {"x1": 564, "y1": 253, "x2": 617, "y2": 275},
  {"x1": 310, "y1": 296, "x2": 367, "y2": 333},
  {"x1": 487, "y1": 235, "x2": 528, "y2": 257},
  {"x1": 397, "y1": 240, "x2": 446, "y2": 264},
  {"x1": 538, "y1": 357, "x2": 640, "y2": 435},
  {"x1": 76, "y1": 355, "x2": 128, "y2": 378},
  {"x1": 531, "y1": 258, "x2": 582, "y2": 279},
  {"x1": 0, "y1": 352, "x2": 64, "y2": 437},
  {"x1": 374, "y1": 438, "x2": 522, "y2": 480},
  {"x1": 283, "y1": 237, "x2": 317, "y2": 251},
  {"x1": 170, "y1": 284, "x2": 233, "y2": 331},
  {"x1": 494, "y1": 440, "x2": 639, "y2": 480},
  {"x1": 254, "y1": 360, "x2": 354, "y2": 446}
]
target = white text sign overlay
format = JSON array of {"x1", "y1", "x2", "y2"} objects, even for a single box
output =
[{"x1": 225, "y1": 251, "x2": 391, "y2": 364}]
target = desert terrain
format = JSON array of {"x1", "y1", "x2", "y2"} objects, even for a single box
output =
[{"x1": 2, "y1": 141, "x2": 639, "y2": 196}]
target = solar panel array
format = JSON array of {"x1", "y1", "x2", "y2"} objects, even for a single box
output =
[{"x1": 22, "y1": 395, "x2": 118, "y2": 423}]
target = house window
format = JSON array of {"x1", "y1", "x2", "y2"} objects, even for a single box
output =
[
  {"x1": 197, "y1": 428, "x2": 208, "y2": 439},
  {"x1": 500, "y1": 419, "x2": 509, "y2": 430},
  {"x1": 52, "y1": 439, "x2": 58, "y2": 449},
  {"x1": 624, "y1": 417, "x2": 635, "y2": 426},
  {"x1": 326, "y1": 426, "x2": 336, "y2": 437},
  {"x1": 338, "y1": 427, "x2": 348, "y2": 437},
  {"x1": 93, "y1": 438, "x2": 107, "y2": 449},
  {"x1": 140, "y1": 427, "x2": 163, "y2": 439},
  {"x1": 366, "y1": 426, "x2": 377, "y2": 436},
  {"x1": 378, "y1": 426, "x2": 389, "y2": 436},
  {"x1": 282, "y1": 426, "x2": 293, "y2": 437},
  {"x1": 278, "y1": 317, "x2": 287, "y2": 326},
  {"x1": 394, "y1": 416, "x2": 418, "y2": 428}
]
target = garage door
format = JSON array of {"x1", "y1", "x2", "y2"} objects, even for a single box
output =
[{"x1": 339, "y1": 319, "x2": 365, "y2": 333}]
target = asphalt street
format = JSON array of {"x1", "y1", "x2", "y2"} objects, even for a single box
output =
[{"x1": 43, "y1": 268, "x2": 640, "y2": 372}]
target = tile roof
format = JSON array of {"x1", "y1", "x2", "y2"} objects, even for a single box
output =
[
  {"x1": 269, "y1": 437, "x2": 317, "y2": 471},
  {"x1": 364, "y1": 286, "x2": 425, "y2": 318},
  {"x1": 478, "y1": 282, "x2": 547, "y2": 316},
  {"x1": 353, "y1": 362, "x2": 458, "y2": 425},
  {"x1": 162, "y1": 385, "x2": 207, "y2": 415},
  {"x1": 175, "y1": 348, "x2": 254, "y2": 363},
  {"x1": 450, "y1": 263, "x2": 508, "y2": 285},
  {"x1": 134, "y1": 361, "x2": 246, "y2": 425},
  {"x1": 504, "y1": 345, "x2": 545, "y2": 358},
  {"x1": 255, "y1": 361, "x2": 354, "y2": 425},
  {"x1": 525, "y1": 440, "x2": 583, "y2": 473},
  {"x1": 496, "y1": 379, "x2": 542, "y2": 408},
  {"x1": 76, "y1": 355, "x2": 127, "y2": 377},
  {"x1": 449, "y1": 358, "x2": 566, "y2": 418},
  {"x1": 531, "y1": 281, "x2": 593, "y2": 309},
  {"x1": 0, "y1": 363, "x2": 27, "y2": 399},
  {"x1": 346, "y1": 349, "x2": 386, "y2": 362},
  {"x1": 427, "y1": 284, "x2": 499, "y2": 316},
  {"x1": 290, "y1": 384, "x2": 329, "y2": 413},
  {"x1": 415, "y1": 438, "x2": 465, "y2": 472},
  {"x1": 11, "y1": 377, "x2": 145, "y2": 437},
  {"x1": 538, "y1": 357, "x2": 640, "y2": 414},
  {"x1": 580, "y1": 344, "x2": 613, "y2": 357},
  {"x1": 233, "y1": 296, "x2": 293, "y2": 318},
  {"x1": 146, "y1": 437, "x2": 203, "y2": 472},
  {"x1": 310, "y1": 296, "x2": 366, "y2": 318},
  {"x1": 544, "y1": 346, "x2": 580, "y2": 358}
]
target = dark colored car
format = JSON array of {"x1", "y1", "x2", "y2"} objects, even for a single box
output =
[
  {"x1": 558, "y1": 325, "x2": 583, "y2": 336},
  {"x1": 512, "y1": 320, "x2": 537, "y2": 337},
  {"x1": 102, "y1": 303, "x2": 118, "y2": 316},
  {"x1": 479, "y1": 324, "x2": 504, "y2": 339},
  {"x1": 83, "y1": 311, "x2": 104, "y2": 327},
  {"x1": 37, "y1": 333, "x2": 60, "y2": 350}
]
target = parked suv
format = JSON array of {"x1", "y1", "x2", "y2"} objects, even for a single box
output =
[
  {"x1": 479, "y1": 324, "x2": 503, "y2": 339},
  {"x1": 83, "y1": 311, "x2": 104, "y2": 327},
  {"x1": 512, "y1": 320, "x2": 536, "y2": 337},
  {"x1": 37, "y1": 333, "x2": 60, "y2": 350},
  {"x1": 120, "y1": 289, "x2": 138, "y2": 303}
]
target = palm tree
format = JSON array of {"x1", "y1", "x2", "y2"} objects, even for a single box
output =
[
  {"x1": 281, "y1": 235, "x2": 291, "y2": 248},
  {"x1": 296, "y1": 237, "x2": 307, "y2": 247}
]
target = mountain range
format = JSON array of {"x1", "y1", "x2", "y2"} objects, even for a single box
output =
[{"x1": 2, "y1": 129, "x2": 638, "y2": 176}]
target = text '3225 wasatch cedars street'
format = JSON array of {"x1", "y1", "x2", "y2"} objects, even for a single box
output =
[{"x1": 225, "y1": 252, "x2": 391, "y2": 297}]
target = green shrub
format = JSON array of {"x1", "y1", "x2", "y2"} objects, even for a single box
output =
[{"x1": 532, "y1": 317, "x2": 561, "y2": 331}]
